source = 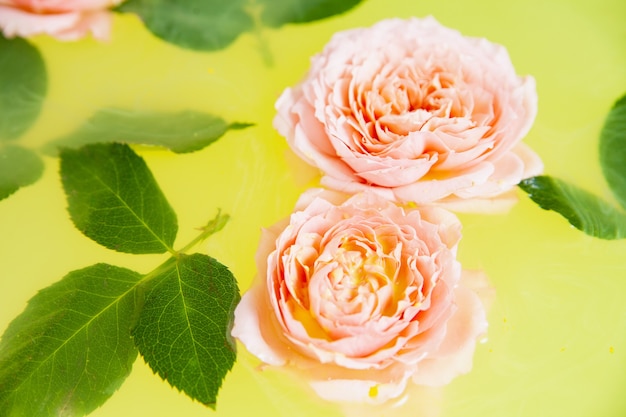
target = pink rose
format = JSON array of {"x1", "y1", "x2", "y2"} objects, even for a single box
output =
[
  {"x1": 0, "y1": 0, "x2": 124, "y2": 40},
  {"x1": 274, "y1": 17, "x2": 543, "y2": 213},
  {"x1": 232, "y1": 189, "x2": 491, "y2": 403}
]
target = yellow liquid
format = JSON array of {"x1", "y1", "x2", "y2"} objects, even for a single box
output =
[{"x1": 1, "y1": 0, "x2": 626, "y2": 416}]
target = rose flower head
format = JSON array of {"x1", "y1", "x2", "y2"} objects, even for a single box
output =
[
  {"x1": 232, "y1": 189, "x2": 491, "y2": 404},
  {"x1": 274, "y1": 17, "x2": 543, "y2": 213},
  {"x1": 0, "y1": 0, "x2": 125, "y2": 40}
]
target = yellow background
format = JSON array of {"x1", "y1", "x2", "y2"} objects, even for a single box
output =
[{"x1": 1, "y1": 0, "x2": 626, "y2": 416}]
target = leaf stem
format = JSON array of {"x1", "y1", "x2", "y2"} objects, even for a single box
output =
[
  {"x1": 138, "y1": 210, "x2": 229, "y2": 286},
  {"x1": 245, "y1": 0, "x2": 274, "y2": 66},
  {"x1": 177, "y1": 210, "x2": 230, "y2": 255}
]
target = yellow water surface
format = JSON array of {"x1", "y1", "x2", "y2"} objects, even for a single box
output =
[{"x1": 1, "y1": 0, "x2": 625, "y2": 416}]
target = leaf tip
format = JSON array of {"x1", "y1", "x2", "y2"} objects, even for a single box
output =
[{"x1": 228, "y1": 122, "x2": 255, "y2": 131}]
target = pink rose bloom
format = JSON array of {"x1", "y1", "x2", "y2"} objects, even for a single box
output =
[
  {"x1": 0, "y1": 0, "x2": 124, "y2": 40},
  {"x1": 232, "y1": 189, "x2": 491, "y2": 403},
  {"x1": 274, "y1": 17, "x2": 543, "y2": 212}
]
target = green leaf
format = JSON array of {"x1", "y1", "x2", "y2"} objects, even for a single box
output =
[
  {"x1": 599, "y1": 93, "x2": 626, "y2": 210},
  {"x1": 0, "y1": 264, "x2": 141, "y2": 417},
  {"x1": 43, "y1": 108, "x2": 251, "y2": 155},
  {"x1": 259, "y1": 0, "x2": 363, "y2": 27},
  {"x1": 0, "y1": 35, "x2": 47, "y2": 141},
  {"x1": 60, "y1": 143, "x2": 178, "y2": 254},
  {"x1": 117, "y1": 0, "x2": 363, "y2": 51},
  {"x1": 132, "y1": 254, "x2": 240, "y2": 409},
  {"x1": 118, "y1": 0, "x2": 254, "y2": 51},
  {"x1": 519, "y1": 175, "x2": 626, "y2": 239},
  {"x1": 0, "y1": 144, "x2": 44, "y2": 201}
]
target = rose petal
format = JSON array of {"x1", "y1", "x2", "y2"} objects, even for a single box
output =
[
  {"x1": 0, "y1": 6, "x2": 80, "y2": 37},
  {"x1": 0, "y1": 0, "x2": 119, "y2": 40},
  {"x1": 231, "y1": 283, "x2": 290, "y2": 367},
  {"x1": 411, "y1": 271, "x2": 490, "y2": 386},
  {"x1": 309, "y1": 371, "x2": 412, "y2": 404},
  {"x1": 6, "y1": 0, "x2": 121, "y2": 12}
]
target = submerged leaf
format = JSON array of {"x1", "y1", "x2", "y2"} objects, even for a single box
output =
[
  {"x1": 117, "y1": 0, "x2": 363, "y2": 51},
  {"x1": 133, "y1": 254, "x2": 240, "y2": 409},
  {"x1": 44, "y1": 108, "x2": 251, "y2": 155},
  {"x1": 599, "y1": 93, "x2": 626, "y2": 210},
  {"x1": 0, "y1": 144, "x2": 44, "y2": 201},
  {"x1": 60, "y1": 143, "x2": 178, "y2": 254},
  {"x1": 519, "y1": 175, "x2": 626, "y2": 239},
  {"x1": 118, "y1": 0, "x2": 254, "y2": 51},
  {"x1": 259, "y1": 0, "x2": 363, "y2": 27},
  {"x1": 0, "y1": 35, "x2": 47, "y2": 141},
  {"x1": 0, "y1": 264, "x2": 141, "y2": 417}
]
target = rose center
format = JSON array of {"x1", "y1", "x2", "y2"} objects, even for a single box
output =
[
  {"x1": 327, "y1": 238, "x2": 393, "y2": 302},
  {"x1": 348, "y1": 63, "x2": 475, "y2": 154},
  {"x1": 420, "y1": 71, "x2": 466, "y2": 118}
]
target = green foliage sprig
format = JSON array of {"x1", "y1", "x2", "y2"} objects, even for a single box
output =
[
  {"x1": 0, "y1": 36, "x2": 252, "y2": 203},
  {"x1": 0, "y1": 143, "x2": 240, "y2": 416}
]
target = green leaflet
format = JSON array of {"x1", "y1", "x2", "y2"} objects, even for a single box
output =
[
  {"x1": 0, "y1": 35, "x2": 47, "y2": 141},
  {"x1": 118, "y1": 0, "x2": 253, "y2": 51},
  {"x1": 133, "y1": 254, "x2": 240, "y2": 409},
  {"x1": 117, "y1": 0, "x2": 364, "y2": 51},
  {"x1": 522, "y1": 91, "x2": 626, "y2": 240},
  {"x1": 259, "y1": 0, "x2": 363, "y2": 27},
  {"x1": 519, "y1": 176, "x2": 626, "y2": 239},
  {"x1": 44, "y1": 108, "x2": 252, "y2": 155},
  {"x1": 0, "y1": 264, "x2": 141, "y2": 417},
  {"x1": 599, "y1": 93, "x2": 626, "y2": 210},
  {"x1": 0, "y1": 144, "x2": 44, "y2": 201},
  {"x1": 60, "y1": 143, "x2": 178, "y2": 254}
]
